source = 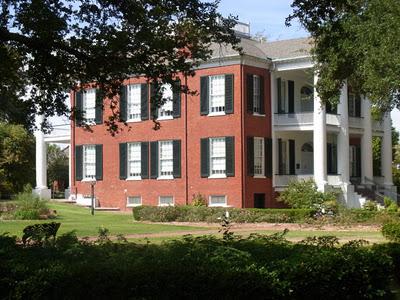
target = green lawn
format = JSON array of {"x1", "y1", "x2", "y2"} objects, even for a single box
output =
[{"x1": 0, "y1": 202, "x2": 207, "y2": 237}]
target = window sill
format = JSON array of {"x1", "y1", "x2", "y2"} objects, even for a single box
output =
[
  {"x1": 126, "y1": 177, "x2": 141, "y2": 181},
  {"x1": 208, "y1": 174, "x2": 227, "y2": 179},
  {"x1": 158, "y1": 204, "x2": 175, "y2": 207},
  {"x1": 157, "y1": 116, "x2": 174, "y2": 121},
  {"x1": 81, "y1": 178, "x2": 97, "y2": 182},
  {"x1": 253, "y1": 113, "x2": 266, "y2": 117},
  {"x1": 208, "y1": 112, "x2": 226, "y2": 117},
  {"x1": 126, "y1": 119, "x2": 142, "y2": 123},
  {"x1": 127, "y1": 204, "x2": 142, "y2": 207},
  {"x1": 157, "y1": 176, "x2": 174, "y2": 180},
  {"x1": 208, "y1": 204, "x2": 228, "y2": 208},
  {"x1": 253, "y1": 175, "x2": 267, "y2": 179}
]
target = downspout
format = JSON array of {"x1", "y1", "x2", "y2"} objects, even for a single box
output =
[
  {"x1": 71, "y1": 92, "x2": 77, "y2": 196},
  {"x1": 184, "y1": 74, "x2": 189, "y2": 205},
  {"x1": 240, "y1": 57, "x2": 245, "y2": 208}
]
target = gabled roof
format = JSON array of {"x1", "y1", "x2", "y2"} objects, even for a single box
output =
[{"x1": 209, "y1": 36, "x2": 313, "y2": 61}]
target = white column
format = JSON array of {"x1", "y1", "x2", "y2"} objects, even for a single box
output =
[
  {"x1": 313, "y1": 73, "x2": 327, "y2": 191},
  {"x1": 337, "y1": 82, "x2": 350, "y2": 186},
  {"x1": 271, "y1": 71, "x2": 277, "y2": 187},
  {"x1": 382, "y1": 113, "x2": 393, "y2": 186},
  {"x1": 64, "y1": 144, "x2": 72, "y2": 199},
  {"x1": 361, "y1": 97, "x2": 373, "y2": 183},
  {"x1": 33, "y1": 115, "x2": 51, "y2": 199}
]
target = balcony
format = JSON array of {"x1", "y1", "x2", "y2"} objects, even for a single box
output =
[
  {"x1": 372, "y1": 120, "x2": 384, "y2": 132},
  {"x1": 274, "y1": 174, "x2": 342, "y2": 188},
  {"x1": 274, "y1": 113, "x2": 341, "y2": 128},
  {"x1": 349, "y1": 117, "x2": 363, "y2": 129}
]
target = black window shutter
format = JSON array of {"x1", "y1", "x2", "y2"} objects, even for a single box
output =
[
  {"x1": 225, "y1": 136, "x2": 235, "y2": 177},
  {"x1": 141, "y1": 142, "x2": 149, "y2": 179},
  {"x1": 173, "y1": 80, "x2": 181, "y2": 118},
  {"x1": 277, "y1": 78, "x2": 282, "y2": 113},
  {"x1": 75, "y1": 145, "x2": 83, "y2": 181},
  {"x1": 173, "y1": 140, "x2": 181, "y2": 178},
  {"x1": 247, "y1": 137, "x2": 254, "y2": 176},
  {"x1": 332, "y1": 144, "x2": 338, "y2": 174},
  {"x1": 289, "y1": 139, "x2": 295, "y2": 175},
  {"x1": 75, "y1": 91, "x2": 83, "y2": 126},
  {"x1": 356, "y1": 146, "x2": 362, "y2": 177},
  {"x1": 355, "y1": 95, "x2": 361, "y2": 117},
  {"x1": 119, "y1": 143, "x2": 127, "y2": 180},
  {"x1": 95, "y1": 144, "x2": 103, "y2": 180},
  {"x1": 120, "y1": 85, "x2": 127, "y2": 122},
  {"x1": 278, "y1": 138, "x2": 283, "y2": 175},
  {"x1": 260, "y1": 75, "x2": 265, "y2": 114},
  {"x1": 141, "y1": 83, "x2": 149, "y2": 120},
  {"x1": 150, "y1": 83, "x2": 158, "y2": 119},
  {"x1": 95, "y1": 89, "x2": 103, "y2": 125},
  {"x1": 200, "y1": 76, "x2": 209, "y2": 115},
  {"x1": 150, "y1": 141, "x2": 158, "y2": 179},
  {"x1": 200, "y1": 138, "x2": 210, "y2": 177},
  {"x1": 247, "y1": 74, "x2": 254, "y2": 113},
  {"x1": 225, "y1": 74, "x2": 234, "y2": 114},
  {"x1": 288, "y1": 80, "x2": 294, "y2": 114},
  {"x1": 265, "y1": 138, "x2": 272, "y2": 178}
]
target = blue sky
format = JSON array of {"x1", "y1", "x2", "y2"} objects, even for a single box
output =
[{"x1": 216, "y1": 0, "x2": 400, "y2": 131}]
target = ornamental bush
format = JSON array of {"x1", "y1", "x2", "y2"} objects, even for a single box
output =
[
  {"x1": 12, "y1": 185, "x2": 54, "y2": 220},
  {"x1": 132, "y1": 206, "x2": 315, "y2": 223},
  {"x1": 382, "y1": 221, "x2": 400, "y2": 242}
]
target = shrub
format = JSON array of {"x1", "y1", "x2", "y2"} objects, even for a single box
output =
[
  {"x1": 191, "y1": 193, "x2": 207, "y2": 206},
  {"x1": 12, "y1": 185, "x2": 53, "y2": 220},
  {"x1": 363, "y1": 200, "x2": 378, "y2": 211},
  {"x1": 278, "y1": 179, "x2": 337, "y2": 209},
  {"x1": 384, "y1": 196, "x2": 399, "y2": 212},
  {"x1": 132, "y1": 206, "x2": 315, "y2": 223},
  {"x1": 382, "y1": 221, "x2": 400, "y2": 242}
]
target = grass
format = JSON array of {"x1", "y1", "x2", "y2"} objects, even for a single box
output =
[{"x1": 0, "y1": 202, "x2": 207, "y2": 237}]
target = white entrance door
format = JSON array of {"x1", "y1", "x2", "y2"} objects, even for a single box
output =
[{"x1": 300, "y1": 142, "x2": 314, "y2": 174}]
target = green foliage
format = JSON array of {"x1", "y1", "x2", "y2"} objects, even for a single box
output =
[
  {"x1": 0, "y1": 0, "x2": 240, "y2": 131},
  {"x1": 0, "y1": 232, "x2": 394, "y2": 299},
  {"x1": 278, "y1": 179, "x2": 337, "y2": 209},
  {"x1": 287, "y1": 0, "x2": 400, "y2": 111},
  {"x1": 382, "y1": 222, "x2": 400, "y2": 242},
  {"x1": 363, "y1": 200, "x2": 378, "y2": 212},
  {"x1": 384, "y1": 197, "x2": 399, "y2": 212},
  {"x1": 190, "y1": 193, "x2": 207, "y2": 206},
  {"x1": 12, "y1": 185, "x2": 52, "y2": 220},
  {"x1": 47, "y1": 144, "x2": 69, "y2": 190},
  {"x1": 132, "y1": 206, "x2": 315, "y2": 223},
  {"x1": 22, "y1": 222, "x2": 61, "y2": 245},
  {"x1": 0, "y1": 123, "x2": 35, "y2": 198}
]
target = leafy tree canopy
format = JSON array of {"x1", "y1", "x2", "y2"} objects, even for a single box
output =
[
  {"x1": 47, "y1": 144, "x2": 68, "y2": 189},
  {"x1": 0, "y1": 0, "x2": 240, "y2": 131},
  {"x1": 287, "y1": 0, "x2": 400, "y2": 112}
]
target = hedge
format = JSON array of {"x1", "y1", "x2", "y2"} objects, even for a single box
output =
[
  {"x1": 0, "y1": 232, "x2": 395, "y2": 299},
  {"x1": 132, "y1": 206, "x2": 315, "y2": 223}
]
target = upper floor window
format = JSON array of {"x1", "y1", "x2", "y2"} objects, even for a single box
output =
[
  {"x1": 127, "y1": 84, "x2": 142, "y2": 121},
  {"x1": 83, "y1": 89, "x2": 96, "y2": 123},
  {"x1": 277, "y1": 78, "x2": 294, "y2": 114},
  {"x1": 200, "y1": 74, "x2": 234, "y2": 116},
  {"x1": 210, "y1": 137, "x2": 226, "y2": 176},
  {"x1": 158, "y1": 84, "x2": 174, "y2": 120},
  {"x1": 348, "y1": 92, "x2": 361, "y2": 117},
  {"x1": 254, "y1": 137, "x2": 265, "y2": 176},
  {"x1": 159, "y1": 140, "x2": 173, "y2": 178},
  {"x1": 253, "y1": 75, "x2": 261, "y2": 113},
  {"x1": 128, "y1": 142, "x2": 141, "y2": 178}
]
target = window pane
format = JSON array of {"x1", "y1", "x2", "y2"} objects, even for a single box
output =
[
  {"x1": 128, "y1": 142, "x2": 141, "y2": 177},
  {"x1": 159, "y1": 196, "x2": 173, "y2": 206},
  {"x1": 127, "y1": 84, "x2": 141, "y2": 121},
  {"x1": 83, "y1": 89, "x2": 96, "y2": 122},
  {"x1": 210, "y1": 75, "x2": 225, "y2": 113},
  {"x1": 253, "y1": 75, "x2": 261, "y2": 113},
  {"x1": 210, "y1": 137, "x2": 226, "y2": 175},
  {"x1": 210, "y1": 195, "x2": 227, "y2": 206},
  {"x1": 159, "y1": 84, "x2": 173, "y2": 118},
  {"x1": 159, "y1": 140, "x2": 173, "y2": 176},
  {"x1": 83, "y1": 145, "x2": 96, "y2": 179},
  {"x1": 254, "y1": 138, "x2": 264, "y2": 176}
]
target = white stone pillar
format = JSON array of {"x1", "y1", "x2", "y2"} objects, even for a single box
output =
[
  {"x1": 64, "y1": 144, "x2": 72, "y2": 199},
  {"x1": 271, "y1": 71, "x2": 277, "y2": 187},
  {"x1": 33, "y1": 115, "x2": 51, "y2": 199},
  {"x1": 361, "y1": 97, "x2": 373, "y2": 183},
  {"x1": 382, "y1": 113, "x2": 393, "y2": 186},
  {"x1": 313, "y1": 73, "x2": 327, "y2": 191},
  {"x1": 337, "y1": 82, "x2": 350, "y2": 186}
]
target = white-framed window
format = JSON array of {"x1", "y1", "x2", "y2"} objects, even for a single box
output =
[
  {"x1": 278, "y1": 79, "x2": 287, "y2": 113},
  {"x1": 159, "y1": 196, "x2": 174, "y2": 206},
  {"x1": 253, "y1": 75, "x2": 261, "y2": 113},
  {"x1": 209, "y1": 195, "x2": 227, "y2": 207},
  {"x1": 159, "y1": 140, "x2": 173, "y2": 178},
  {"x1": 127, "y1": 196, "x2": 142, "y2": 207},
  {"x1": 210, "y1": 137, "x2": 226, "y2": 177},
  {"x1": 158, "y1": 84, "x2": 173, "y2": 120},
  {"x1": 127, "y1": 142, "x2": 141, "y2": 178},
  {"x1": 83, "y1": 88, "x2": 96, "y2": 123},
  {"x1": 254, "y1": 137, "x2": 265, "y2": 176},
  {"x1": 209, "y1": 75, "x2": 225, "y2": 114},
  {"x1": 83, "y1": 145, "x2": 96, "y2": 180},
  {"x1": 127, "y1": 84, "x2": 141, "y2": 121}
]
